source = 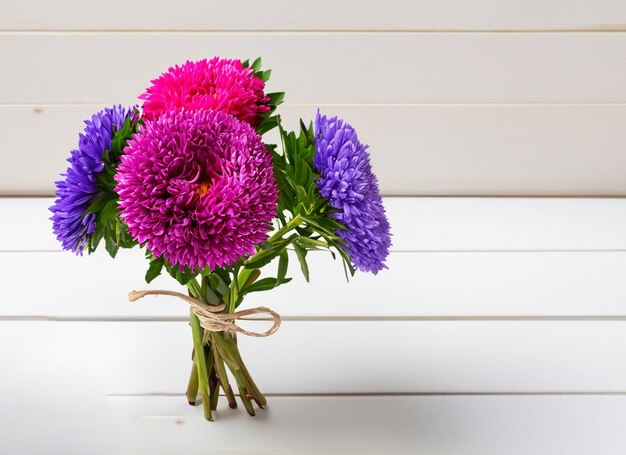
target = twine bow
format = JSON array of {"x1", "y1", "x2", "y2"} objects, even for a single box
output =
[{"x1": 128, "y1": 289, "x2": 281, "y2": 337}]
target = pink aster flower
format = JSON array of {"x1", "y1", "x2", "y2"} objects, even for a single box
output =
[
  {"x1": 139, "y1": 58, "x2": 270, "y2": 127},
  {"x1": 115, "y1": 109, "x2": 278, "y2": 271}
]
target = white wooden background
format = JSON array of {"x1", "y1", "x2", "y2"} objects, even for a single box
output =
[{"x1": 2, "y1": 2, "x2": 626, "y2": 454}]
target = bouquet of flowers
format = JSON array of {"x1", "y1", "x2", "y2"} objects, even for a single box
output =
[{"x1": 49, "y1": 57, "x2": 391, "y2": 421}]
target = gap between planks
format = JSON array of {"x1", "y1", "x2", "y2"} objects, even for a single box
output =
[
  {"x1": 4, "y1": 315, "x2": 626, "y2": 322},
  {"x1": 5, "y1": 102, "x2": 626, "y2": 107},
  {"x1": 4, "y1": 248, "x2": 626, "y2": 253},
  {"x1": 3, "y1": 29, "x2": 626, "y2": 34},
  {"x1": 5, "y1": 195, "x2": 626, "y2": 200},
  {"x1": 105, "y1": 391, "x2": 626, "y2": 397}
]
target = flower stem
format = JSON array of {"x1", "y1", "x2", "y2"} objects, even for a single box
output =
[
  {"x1": 210, "y1": 332, "x2": 258, "y2": 415},
  {"x1": 190, "y1": 309, "x2": 212, "y2": 421},
  {"x1": 212, "y1": 344, "x2": 237, "y2": 409},
  {"x1": 231, "y1": 368, "x2": 256, "y2": 416},
  {"x1": 268, "y1": 214, "x2": 302, "y2": 243},
  {"x1": 225, "y1": 333, "x2": 267, "y2": 407},
  {"x1": 186, "y1": 355, "x2": 199, "y2": 405},
  {"x1": 205, "y1": 345, "x2": 220, "y2": 411}
]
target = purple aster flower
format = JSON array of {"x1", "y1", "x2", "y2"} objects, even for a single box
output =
[
  {"x1": 115, "y1": 109, "x2": 278, "y2": 271},
  {"x1": 313, "y1": 111, "x2": 391, "y2": 274},
  {"x1": 49, "y1": 105, "x2": 135, "y2": 254}
]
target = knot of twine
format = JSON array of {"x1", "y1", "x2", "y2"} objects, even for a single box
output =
[{"x1": 128, "y1": 289, "x2": 281, "y2": 337}]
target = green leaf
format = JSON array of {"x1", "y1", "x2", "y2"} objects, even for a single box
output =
[
  {"x1": 267, "y1": 92, "x2": 285, "y2": 106},
  {"x1": 277, "y1": 249, "x2": 288, "y2": 282},
  {"x1": 99, "y1": 199, "x2": 118, "y2": 223},
  {"x1": 104, "y1": 233, "x2": 119, "y2": 258},
  {"x1": 212, "y1": 267, "x2": 232, "y2": 288},
  {"x1": 293, "y1": 242, "x2": 310, "y2": 282},
  {"x1": 237, "y1": 267, "x2": 259, "y2": 290},
  {"x1": 341, "y1": 254, "x2": 356, "y2": 281},
  {"x1": 250, "y1": 57, "x2": 262, "y2": 72},
  {"x1": 244, "y1": 247, "x2": 283, "y2": 269},
  {"x1": 256, "y1": 115, "x2": 280, "y2": 135},
  {"x1": 84, "y1": 194, "x2": 110, "y2": 214},
  {"x1": 304, "y1": 215, "x2": 347, "y2": 235},
  {"x1": 109, "y1": 117, "x2": 135, "y2": 160},
  {"x1": 243, "y1": 235, "x2": 295, "y2": 269},
  {"x1": 204, "y1": 285, "x2": 221, "y2": 306},
  {"x1": 259, "y1": 240, "x2": 274, "y2": 251},
  {"x1": 165, "y1": 264, "x2": 196, "y2": 286},
  {"x1": 294, "y1": 185, "x2": 309, "y2": 206},
  {"x1": 88, "y1": 221, "x2": 105, "y2": 253},
  {"x1": 293, "y1": 155, "x2": 313, "y2": 188},
  {"x1": 208, "y1": 273, "x2": 230, "y2": 296},
  {"x1": 244, "y1": 277, "x2": 292, "y2": 294},
  {"x1": 259, "y1": 69, "x2": 271, "y2": 82},
  {"x1": 145, "y1": 256, "x2": 164, "y2": 283},
  {"x1": 295, "y1": 236, "x2": 327, "y2": 249}
]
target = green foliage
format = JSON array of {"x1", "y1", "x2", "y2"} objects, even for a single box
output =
[
  {"x1": 165, "y1": 263, "x2": 198, "y2": 286},
  {"x1": 242, "y1": 57, "x2": 284, "y2": 136},
  {"x1": 268, "y1": 119, "x2": 356, "y2": 281},
  {"x1": 145, "y1": 255, "x2": 165, "y2": 283},
  {"x1": 292, "y1": 242, "x2": 309, "y2": 282},
  {"x1": 242, "y1": 277, "x2": 292, "y2": 294},
  {"x1": 243, "y1": 234, "x2": 297, "y2": 270},
  {"x1": 277, "y1": 250, "x2": 288, "y2": 282},
  {"x1": 83, "y1": 112, "x2": 140, "y2": 258}
]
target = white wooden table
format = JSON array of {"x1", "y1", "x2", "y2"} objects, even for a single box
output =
[
  {"x1": 2, "y1": 198, "x2": 626, "y2": 454},
  {"x1": 3, "y1": 0, "x2": 626, "y2": 451}
]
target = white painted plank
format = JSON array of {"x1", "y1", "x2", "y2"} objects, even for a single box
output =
[
  {"x1": 4, "y1": 198, "x2": 626, "y2": 252},
  {"x1": 4, "y1": 104, "x2": 626, "y2": 196},
  {"x1": 3, "y1": 249, "x2": 626, "y2": 317},
  {"x1": 2, "y1": 321, "x2": 626, "y2": 394},
  {"x1": 4, "y1": 0, "x2": 626, "y2": 31},
  {"x1": 3, "y1": 394, "x2": 626, "y2": 455},
  {"x1": 1, "y1": 33, "x2": 625, "y2": 104}
]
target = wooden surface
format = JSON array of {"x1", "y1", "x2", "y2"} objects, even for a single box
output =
[
  {"x1": 4, "y1": 0, "x2": 626, "y2": 31},
  {"x1": 4, "y1": 198, "x2": 626, "y2": 318},
  {"x1": 3, "y1": 320, "x2": 626, "y2": 394},
  {"x1": 7, "y1": 197, "x2": 626, "y2": 252},
  {"x1": 3, "y1": 1, "x2": 626, "y2": 452},
  {"x1": 3, "y1": 33, "x2": 625, "y2": 105},
  {"x1": 1, "y1": 8, "x2": 625, "y2": 196},
  {"x1": 2, "y1": 197, "x2": 626, "y2": 453},
  {"x1": 3, "y1": 104, "x2": 626, "y2": 195},
  {"x1": 3, "y1": 395, "x2": 626, "y2": 455}
]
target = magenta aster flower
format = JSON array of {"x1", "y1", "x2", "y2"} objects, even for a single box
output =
[
  {"x1": 115, "y1": 109, "x2": 278, "y2": 271},
  {"x1": 139, "y1": 58, "x2": 270, "y2": 127}
]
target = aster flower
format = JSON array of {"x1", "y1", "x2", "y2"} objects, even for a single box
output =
[
  {"x1": 313, "y1": 111, "x2": 391, "y2": 273},
  {"x1": 49, "y1": 105, "x2": 135, "y2": 254},
  {"x1": 115, "y1": 109, "x2": 278, "y2": 271},
  {"x1": 139, "y1": 58, "x2": 271, "y2": 127}
]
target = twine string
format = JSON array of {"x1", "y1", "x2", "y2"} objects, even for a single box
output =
[{"x1": 128, "y1": 289, "x2": 281, "y2": 337}]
